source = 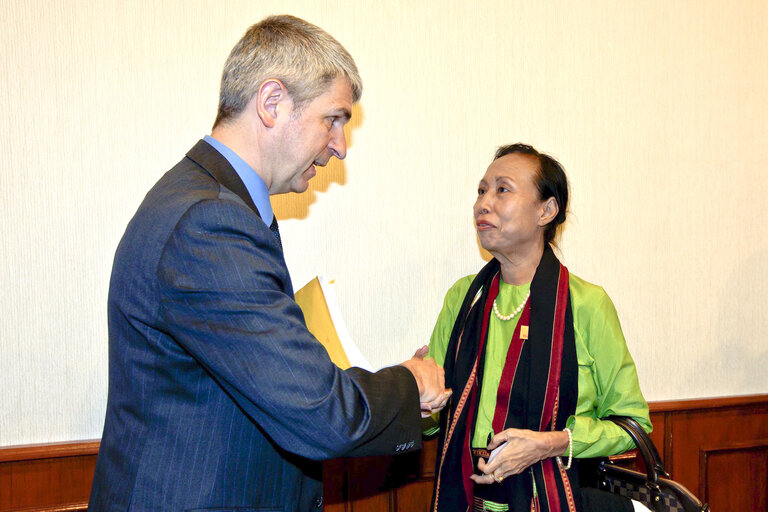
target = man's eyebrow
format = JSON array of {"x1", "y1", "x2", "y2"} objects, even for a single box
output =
[{"x1": 327, "y1": 104, "x2": 352, "y2": 119}]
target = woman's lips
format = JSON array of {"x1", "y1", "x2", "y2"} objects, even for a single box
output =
[{"x1": 476, "y1": 221, "x2": 495, "y2": 231}]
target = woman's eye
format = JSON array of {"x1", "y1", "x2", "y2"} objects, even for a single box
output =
[
  {"x1": 497, "y1": 186, "x2": 508, "y2": 193},
  {"x1": 477, "y1": 188, "x2": 486, "y2": 195}
]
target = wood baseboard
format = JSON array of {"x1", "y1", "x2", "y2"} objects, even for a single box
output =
[
  {"x1": 0, "y1": 440, "x2": 98, "y2": 512},
  {"x1": 9, "y1": 505, "x2": 88, "y2": 512},
  {"x1": 2, "y1": 395, "x2": 766, "y2": 511}
]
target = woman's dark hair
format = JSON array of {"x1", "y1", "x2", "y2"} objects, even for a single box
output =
[{"x1": 494, "y1": 143, "x2": 569, "y2": 245}]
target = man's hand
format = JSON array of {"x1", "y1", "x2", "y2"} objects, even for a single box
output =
[{"x1": 400, "y1": 346, "x2": 451, "y2": 416}]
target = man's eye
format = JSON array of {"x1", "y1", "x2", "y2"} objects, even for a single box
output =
[
  {"x1": 477, "y1": 188, "x2": 486, "y2": 195},
  {"x1": 497, "y1": 186, "x2": 508, "y2": 193}
]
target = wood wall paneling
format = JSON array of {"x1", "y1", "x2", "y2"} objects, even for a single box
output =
[
  {"x1": 0, "y1": 441, "x2": 98, "y2": 512},
  {"x1": 659, "y1": 397, "x2": 768, "y2": 510},
  {"x1": 648, "y1": 411, "x2": 665, "y2": 461},
  {"x1": 2, "y1": 395, "x2": 767, "y2": 511},
  {"x1": 700, "y1": 439, "x2": 768, "y2": 511},
  {"x1": 322, "y1": 458, "x2": 348, "y2": 512}
]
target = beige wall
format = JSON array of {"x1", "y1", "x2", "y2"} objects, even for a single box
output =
[{"x1": 2, "y1": 0, "x2": 766, "y2": 446}]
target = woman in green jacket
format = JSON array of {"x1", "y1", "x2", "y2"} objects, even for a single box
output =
[{"x1": 428, "y1": 143, "x2": 651, "y2": 512}]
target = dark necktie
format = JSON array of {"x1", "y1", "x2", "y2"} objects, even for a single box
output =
[{"x1": 269, "y1": 216, "x2": 282, "y2": 250}]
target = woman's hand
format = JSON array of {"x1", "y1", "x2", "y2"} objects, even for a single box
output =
[
  {"x1": 420, "y1": 389, "x2": 453, "y2": 417},
  {"x1": 469, "y1": 428, "x2": 569, "y2": 484}
]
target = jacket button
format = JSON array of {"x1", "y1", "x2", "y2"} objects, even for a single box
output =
[{"x1": 315, "y1": 496, "x2": 323, "y2": 508}]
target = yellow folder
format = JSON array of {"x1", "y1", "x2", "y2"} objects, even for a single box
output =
[{"x1": 294, "y1": 277, "x2": 352, "y2": 370}]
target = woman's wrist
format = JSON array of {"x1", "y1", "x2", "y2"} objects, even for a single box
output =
[
  {"x1": 545, "y1": 430, "x2": 570, "y2": 458},
  {"x1": 542, "y1": 430, "x2": 568, "y2": 459}
]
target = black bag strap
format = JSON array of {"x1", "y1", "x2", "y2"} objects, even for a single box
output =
[
  {"x1": 603, "y1": 416, "x2": 710, "y2": 512},
  {"x1": 605, "y1": 415, "x2": 668, "y2": 482}
]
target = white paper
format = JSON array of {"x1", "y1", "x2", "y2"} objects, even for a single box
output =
[{"x1": 487, "y1": 440, "x2": 509, "y2": 464}]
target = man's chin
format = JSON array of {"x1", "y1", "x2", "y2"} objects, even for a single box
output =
[
  {"x1": 290, "y1": 177, "x2": 311, "y2": 194},
  {"x1": 290, "y1": 166, "x2": 317, "y2": 193}
]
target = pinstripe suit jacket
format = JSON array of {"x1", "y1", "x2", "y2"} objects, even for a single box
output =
[{"x1": 89, "y1": 140, "x2": 421, "y2": 511}]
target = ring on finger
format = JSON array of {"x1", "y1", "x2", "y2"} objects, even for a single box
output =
[{"x1": 493, "y1": 472, "x2": 503, "y2": 484}]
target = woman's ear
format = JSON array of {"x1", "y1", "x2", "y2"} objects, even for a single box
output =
[{"x1": 538, "y1": 197, "x2": 559, "y2": 226}]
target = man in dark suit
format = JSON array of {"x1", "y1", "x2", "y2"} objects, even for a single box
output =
[{"x1": 89, "y1": 15, "x2": 449, "y2": 511}]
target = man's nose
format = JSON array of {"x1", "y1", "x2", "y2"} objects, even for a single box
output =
[{"x1": 328, "y1": 129, "x2": 347, "y2": 160}]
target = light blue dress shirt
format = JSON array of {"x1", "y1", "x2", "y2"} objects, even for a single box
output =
[{"x1": 203, "y1": 135, "x2": 273, "y2": 227}]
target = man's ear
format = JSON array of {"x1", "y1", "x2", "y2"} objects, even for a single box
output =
[
  {"x1": 254, "y1": 79, "x2": 289, "y2": 128},
  {"x1": 538, "y1": 197, "x2": 559, "y2": 226}
]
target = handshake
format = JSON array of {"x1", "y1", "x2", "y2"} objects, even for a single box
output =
[{"x1": 400, "y1": 346, "x2": 452, "y2": 418}]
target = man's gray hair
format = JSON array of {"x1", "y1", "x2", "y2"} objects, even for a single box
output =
[{"x1": 214, "y1": 15, "x2": 362, "y2": 128}]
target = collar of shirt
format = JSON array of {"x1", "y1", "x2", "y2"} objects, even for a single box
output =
[{"x1": 203, "y1": 134, "x2": 273, "y2": 227}]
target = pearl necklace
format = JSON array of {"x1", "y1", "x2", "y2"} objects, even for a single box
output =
[{"x1": 492, "y1": 291, "x2": 530, "y2": 321}]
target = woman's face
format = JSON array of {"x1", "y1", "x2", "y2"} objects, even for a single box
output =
[{"x1": 474, "y1": 153, "x2": 548, "y2": 256}]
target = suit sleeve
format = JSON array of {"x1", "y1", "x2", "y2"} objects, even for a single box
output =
[{"x1": 156, "y1": 198, "x2": 421, "y2": 460}]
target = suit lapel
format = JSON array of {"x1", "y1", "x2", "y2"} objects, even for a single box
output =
[{"x1": 185, "y1": 139, "x2": 262, "y2": 219}]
